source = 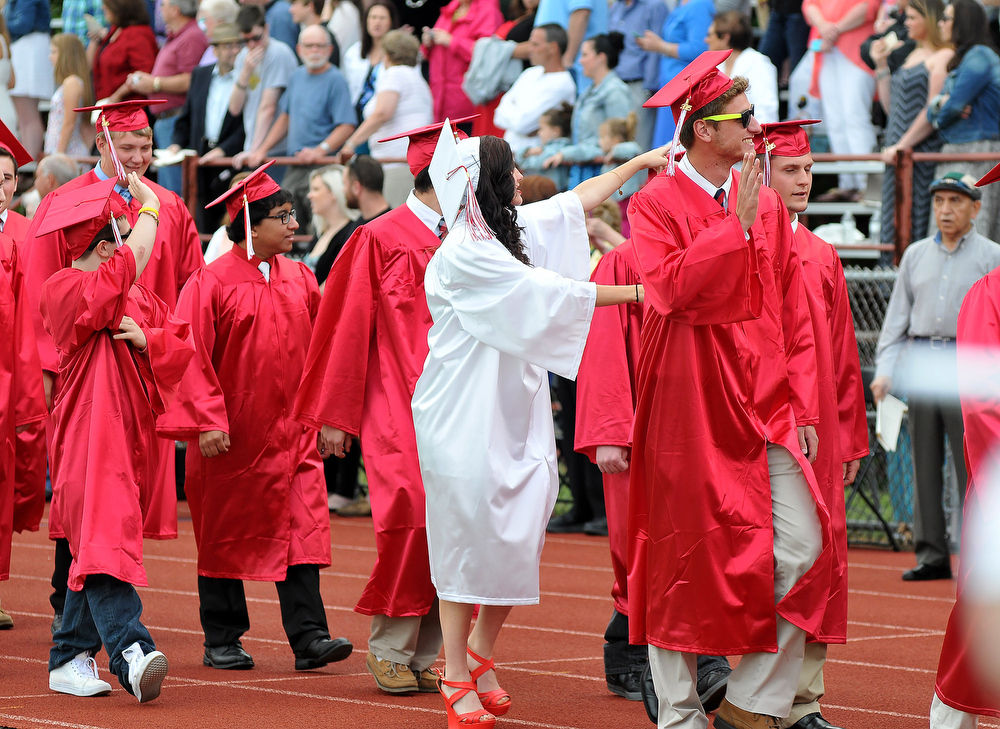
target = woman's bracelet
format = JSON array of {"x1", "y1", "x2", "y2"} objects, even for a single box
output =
[
  {"x1": 138, "y1": 206, "x2": 159, "y2": 223},
  {"x1": 612, "y1": 169, "x2": 626, "y2": 197}
]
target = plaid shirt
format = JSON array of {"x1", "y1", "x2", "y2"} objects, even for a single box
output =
[{"x1": 60, "y1": 0, "x2": 106, "y2": 41}]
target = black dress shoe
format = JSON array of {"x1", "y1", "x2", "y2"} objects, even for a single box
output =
[
  {"x1": 204, "y1": 642, "x2": 254, "y2": 670},
  {"x1": 697, "y1": 665, "x2": 731, "y2": 714},
  {"x1": 584, "y1": 517, "x2": 609, "y2": 536},
  {"x1": 294, "y1": 636, "x2": 353, "y2": 670},
  {"x1": 902, "y1": 563, "x2": 952, "y2": 581},
  {"x1": 789, "y1": 712, "x2": 845, "y2": 729},
  {"x1": 606, "y1": 670, "x2": 643, "y2": 701},
  {"x1": 640, "y1": 663, "x2": 657, "y2": 724},
  {"x1": 546, "y1": 512, "x2": 588, "y2": 534}
]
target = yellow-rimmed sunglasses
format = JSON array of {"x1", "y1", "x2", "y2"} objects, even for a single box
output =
[{"x1": 702, "y1": 105, "x2": 756, "y2": 128}]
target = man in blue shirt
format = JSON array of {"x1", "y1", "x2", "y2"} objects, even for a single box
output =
[
  {"x1": 244, "y1": 24, "x2": 356, "y2": 231},
  {"x1": 535, "y1": 0, "x2": 608, "y2": 83},
  {"x1": 608, "y1": 0, "x2": 667, "y2": 150}
]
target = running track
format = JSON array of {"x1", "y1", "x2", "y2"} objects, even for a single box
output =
[{"x1": 0, "y1": 504, "x2": 993, "y2": 729}]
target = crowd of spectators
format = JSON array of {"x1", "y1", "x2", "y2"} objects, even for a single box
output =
[{"x1": 5, "y1": 0, "x2": 1000, "y2": 265}]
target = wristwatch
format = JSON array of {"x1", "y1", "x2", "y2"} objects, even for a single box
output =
[{"x1": 319, "y1": 141, "x2": 332, "y2": 153}]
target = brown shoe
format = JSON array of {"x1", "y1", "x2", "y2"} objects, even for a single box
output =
[
  {"x1": 714, "y1": 699, "x2": 781, "y2": 729},
  {"x1": 365, "y1": 651, "x2": 418, "y2": 694},
  {"x1": 413, "y1": 667, "x2": 440, "y2": 693},
  {"x1": 0, "y1": 604, "x2": 13, "y2": 630}
]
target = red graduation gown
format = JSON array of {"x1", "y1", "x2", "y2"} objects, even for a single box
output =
[
  {"x1": 626, "y1": 169, "x2": 833, "y2": 654},
  {"x1": 294, "y1": 206, "x2": 439, "y2": 617},
  {"x1": 0, "y1": 233, "x2": 46, "y2": 580},
  {"x1": 574, "y1": 240, "x2": 643, "y2": 616},
  {"x1": 40, "y1": 247, "x2": 194, "y2": 591},
  {"x1": 934, "y1": 267, "x2": 1000, "y2": 719},
  {"x1": 794, "y1": 224, "x2": 868, "y2": 643},
  {"x1": 4, "y1": 211, "x2": 47, "y2": 541},
  {"x1": 24, "y1": 170, "x2": 203, "y2": 541},
  {"x1": 157, "y1": 249, "x2": 331, "y2": 580}
]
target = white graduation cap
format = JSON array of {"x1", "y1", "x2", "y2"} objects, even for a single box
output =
[{"x1": 428, "y1": 118, "x2": 493, "y2": 241}]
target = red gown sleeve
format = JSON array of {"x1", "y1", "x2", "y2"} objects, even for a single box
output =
[
  {"x1": 627, "y1": 180, "x2": 764, "y2": 325},
  {"x1": 166, "y1": 192, "x2": 205, "y2": 300},
  {"x1": 6, "y1": 241, "x2": 46, "y2": 429},
  {"x1": 829, "y1": 255, "x2": 869, "y2": 461},
  {"x1": 293, "y1": 227, "x2": 381, "y2": 435},
  {"x1": 957, "y1": 274, "x2": 1000, "y2": 478},
  {"x1": 575, "y1": 247, "x2": 640, "y2": 461},
  {"x1": 23, "y1": 193, "x2": 71, "y2": 373},
  {"x1": 132, "y1": 288, "x2": 195, "y2": 416},
  {"x1": 40, "y1": 247, "x2": 137, "y2": 356},
  {"x1": 774, "y1": 203, "x2": 820, "y2": 426},
  {"x1": 155, "y1": 270, "x2": 229, "y2": 439}
]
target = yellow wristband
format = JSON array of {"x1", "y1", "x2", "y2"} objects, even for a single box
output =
[{"x1": 138, "y1": 206, "x2": 159, "y2": 222}]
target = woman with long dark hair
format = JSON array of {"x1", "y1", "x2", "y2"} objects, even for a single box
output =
[
  {"x1": 341, "y1": 0, "x2": 398, "y2": 127},
  {"x1": 411, "y1": 133, "x2": 671, "y2": 728},
  {"x1": 87, "y1": 0, "x2": 157, "y2": 104},
  {"x1": 927, "y1": 0, "x2": 1000, "y2": 241}
]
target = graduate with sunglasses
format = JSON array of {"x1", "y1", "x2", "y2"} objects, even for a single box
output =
[
  {"x1": 627, "y1": 51, "x2": 833, "y2": 729},
  {"x1": 157, "y1": 163, "x2": 353, "y2": 673}
]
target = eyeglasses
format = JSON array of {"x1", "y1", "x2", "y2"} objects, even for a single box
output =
[
  {"x1": 702, "y1": 105, "x2": 756, "y2": 128},
  {"x1": 263, "y1": 208, "x2": 296, "y2": 225},
  {"x1": 242, "y1": 32, "x2": 266, "y2": 43}
]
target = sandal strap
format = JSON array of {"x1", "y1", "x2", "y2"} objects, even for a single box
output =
[
  {"x1": 466, "y1": 646, "x2": 495, "y2": 682},
  {"x1": 439, "y1": 677, "x2": 478, "y2": 708}
]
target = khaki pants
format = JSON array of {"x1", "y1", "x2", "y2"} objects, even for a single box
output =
[
  {"x1": 648, "y1": 445, "x2": 822, "y2": 728},
  {"x1": 782, "y1": 642, "x2": 826, "y2": 726},
  {"x1": 368, "y1": 600, "x2": 442, "y2": 671}
]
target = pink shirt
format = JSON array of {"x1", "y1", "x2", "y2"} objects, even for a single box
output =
[{"x1": 152, "y1": 19, "x2": 209, "y2": 112}]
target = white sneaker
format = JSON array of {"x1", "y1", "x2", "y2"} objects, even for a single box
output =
[
  {"x1": 122, "y1": 642, "x2": 168, "y2": 703},
  {"x1": 49, "y1": 652, "x2": 113, "y2": 697}
]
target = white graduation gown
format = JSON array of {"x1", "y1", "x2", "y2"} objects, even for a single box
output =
[{"x1": 412, "y1": 191, "x2": 597, "y2": 605}]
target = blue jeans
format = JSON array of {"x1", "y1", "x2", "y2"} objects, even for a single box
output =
[
  {"x1": 49, "y1": 574, "x2": 156, "y2": 694},
  {"x1": 153, "y1": 115, "x2": 182, "y2": 196},
  {"x1": 759, "y1": 10, "x2": 810, "y2": 77}
]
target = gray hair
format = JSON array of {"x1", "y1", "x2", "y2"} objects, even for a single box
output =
[
  {"x1": 37, "y1": 154, "x2": 81, "y2": 187},
  {"x1": 198, "y1": 0, "x2": 238, "y2": 23}
]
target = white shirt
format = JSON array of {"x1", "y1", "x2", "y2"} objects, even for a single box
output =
[
  {"x1": 679, "y1": 153, "x2": 733, "y2": 208},
  {"x1": 494, "y1": 66, "x2": 577, "y2": 155},
  {"x1": 719, "y1": 48, "x2": 779, "y2": 125},
  {"x1": 404, "y1": 190, "x2": 441, "y2": 234},
  {"x1": 205, "y1": 64, "x2": 237, "y2": 145},
  {"x1": 364, "y1": 65, "x2": 433, "y2": 167}
]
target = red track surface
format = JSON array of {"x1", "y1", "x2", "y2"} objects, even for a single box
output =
[{"x1": 1, "y1": 504, "x2": 995, "y2": 729}]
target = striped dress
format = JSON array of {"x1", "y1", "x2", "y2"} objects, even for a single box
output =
[{"x1": 881, "y1": 62, "x2": 940, "y2": 247}]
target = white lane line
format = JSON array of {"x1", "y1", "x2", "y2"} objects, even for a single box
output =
[{"x1": 0, "y1": 714, "x2": 114, "y2": 729}]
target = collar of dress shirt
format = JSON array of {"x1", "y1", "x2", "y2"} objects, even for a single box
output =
[
  {"x1": 93, "y1": 164, "x2": 131, "y2": 201},
  {"x1": 679, "y1": 153, "x2": 733, "y2": 204},
  {"x1": 405, "y1": 190, "x2": 443, "y2": 234},
  {"x1": 933, "y1": 227, "x2": 974, "y2": 253}
]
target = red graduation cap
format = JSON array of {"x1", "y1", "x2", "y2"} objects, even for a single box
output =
[
  {"x1": 752, "y1": 119, "x2": 820, "y2": 186},
  {"x1": 0, "y1": 120, "x2": 31, "y2": 168},
  {"x1": 645, "y1": 50, "x2": 734, "y2": 122},
  {"x1": 206, "y1": 160, "x2": 282, "y2": 259},
  {"x1": 976, "y1": 161, "x2": 1000, "y2": 187},
  {"x1": 73, "y1": 99, "x2": 166, "y2": 133},
  {"x1": 34, "y1": 178, "x2": 130, "y2": 259},
  {"x1": 377, "y1": 115, "x2": 477, "y2": 176}
]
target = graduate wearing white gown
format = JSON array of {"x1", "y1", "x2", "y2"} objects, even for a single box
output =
[{"x1": 410, "y1": 128, "x2": 671, "y2": 729}]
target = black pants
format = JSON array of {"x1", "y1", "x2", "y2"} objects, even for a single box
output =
[
  {"x1": 324, "y1": 439, "x2": 362, "y2": 500},
  {"x1": 198, "y1": 564, "x2": 329, "y2": 654},
  {"x1": 604, "y1": 609, "x2": 649, "y2": 675},
  {"x1": 555, "y1": 376, "x2": 605, "y2": 522},
  {"x1": 50, "y1": 538, "x2": 72, "y2": 614}
]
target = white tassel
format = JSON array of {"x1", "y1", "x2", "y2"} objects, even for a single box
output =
[
  {"x1": 668, "y1": 99, "x2": 692, "y2": 177},
  {"x1": 102, "y1": 116, "x2": 127, "y2": 180},
  {"x1": 763, "y1": 140, "x2": 775, "y2": 187},
  {"x1": 243, "y1": 193, "x2": 254, "y2": 259},
  {"x1": 111, "y1": 212, "x2": 124, "y2": 248}
]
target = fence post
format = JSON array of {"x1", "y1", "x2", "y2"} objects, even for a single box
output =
[
  {"x1": 182, "y1": 156, "x2": 199, "y2": 222},
  {"x1": 894, "y1": 148, "x2": 914, "y2": 264}
]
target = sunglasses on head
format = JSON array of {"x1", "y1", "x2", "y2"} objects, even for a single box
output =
[{"x1": 702, "y1": 105, "x2": 756, "y2": 129}]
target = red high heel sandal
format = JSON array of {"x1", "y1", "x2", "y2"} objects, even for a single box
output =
[
  {"x1": 438, "y1": 675, "x2": 496, "y2": 729},
  {"x1": 467, "y1": 647, "x2": 511, "y2": 717}
]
